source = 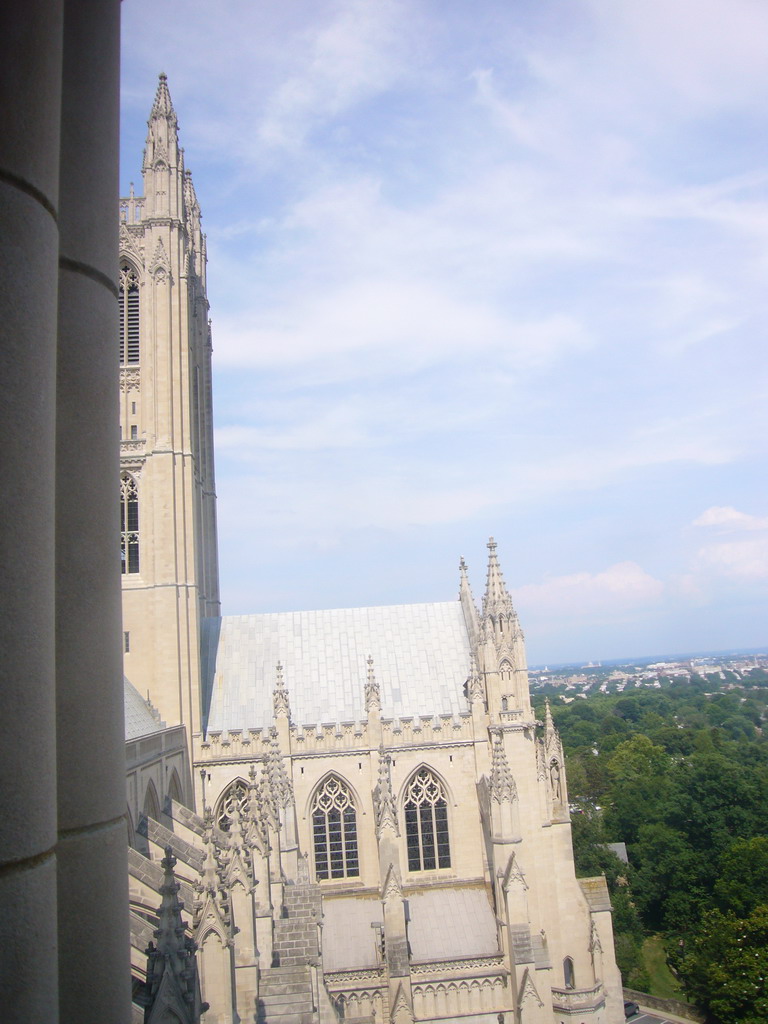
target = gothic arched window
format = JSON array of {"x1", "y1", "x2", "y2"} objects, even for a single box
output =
[
  {"x1": 404, "y1": 768, "x2": 451, "y2": 871},
  {"x1": 120, "y1": 474, "x2": 139, "y2": 574},
  {"x1": 564, "y1": 956, "x2": 575, "y2": 989},
  {"x1": 119, "y1": 263, "x2": 140, "y2": 364},
  {"x1": 311, "y1": 775, "x2": 359, "y2": 880},
  {"x1": 216, "y1": 779, "x2": 249, "y2": 833}
]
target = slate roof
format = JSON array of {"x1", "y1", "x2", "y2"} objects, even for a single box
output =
[
  {"x1": 321, "y1": 887, "x2": 499, "y2": 971},
  {"x1": 124, "y1": 677, "x2": 165, "y2": 740},
  {"x1": 407, "y1": 888, "x2": 499, "y2": 961},
  {"x1": 204, "y1": 601, "x2": 472, "y2": 732},
  {"x1": 322, "y1": 896, "x2": 382, "y2": 970}
]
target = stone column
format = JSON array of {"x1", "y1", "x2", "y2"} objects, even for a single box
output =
[
  {"x1": 54, "y1": 1, "x2": 130, "y2": 1021},
  {"x1": 0, "y1": 6, "x2": 64, "y2": 1021}
]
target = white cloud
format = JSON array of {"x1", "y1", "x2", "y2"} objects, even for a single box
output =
[
  {"x1": 693, "y1": 538, "x2": 768, "y2": 581},
  {"x1": 693, "y1": 506, "x2": 768, "y2": 531},
  {"x1": 121, "y1": 0, "x2": 768, "y2": 654},
  {"x1": 513, "y1": 562, "x2": 664, "y2": 618},
  {"x1": 687, "y1": 506, "x2": 768, "y2": 585}
]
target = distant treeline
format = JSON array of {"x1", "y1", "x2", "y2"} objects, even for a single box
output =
[{"x1": 535, "y1": 677, "x2": 768, "y2": 1023}]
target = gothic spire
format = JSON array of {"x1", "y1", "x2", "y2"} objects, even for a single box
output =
[
  {"x1": 150, "y1": 72, "x2": 177, "y2": 124},
  {"x1": 373, "y1": 745, "x2": 398, "y2": 836},
  {"x1": 467, "y1": 651, "x2": 485, "y2": 707},
  {"x1": 273, "y1": 661, "x2": 290, "y2": 721},
  {"x1": 365, "y1": 654, "x2": 381, "y2": 714},
  {"x1": 490, "y1": 733, "x2": 518, "y2": 804},
  {"x1": 267, "y1": 727, "x2": 294, "y2": 809},
  {"x1": 482, "y1": 537, "x2": 515, "y2": 620},
  {"x1": 459, "y1": 556, "x2": 480, "y2": 641},
  {"x1": 143, "y1": 73, "x2": 183, "y2": 218},
  {"x1": 144, "y1": 847, "x2": 207, "y2": 1024}
]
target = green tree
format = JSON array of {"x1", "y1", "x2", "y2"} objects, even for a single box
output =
[
  {"x1": 715, "y1": 837, "x2": 768, "y2": 917},
  {"x1": 679, "y1": 906, "x2": 768, "y2": 1024}
]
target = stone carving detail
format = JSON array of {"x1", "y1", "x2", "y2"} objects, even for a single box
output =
[
  {"x1": 119, "y1": 222, "x2": 145, "y2": 264},
  {"x1": 467, "y1": 652, "x2": 485, "y2": 706},
  {"x1": 589, "y1": 919, "x2": 603, "y2": 956},
  {"x1": 120, "y1": 367, "x2": 141, "y2": 392},
  {"x1": 390, "y1": 982, "x2": 414, "y2": 1024},
  {"x1": 364, "y1": 654, "x2": 381, "y2": 713},
  {"x1": 518, "y1": 966, "x2": 544, "y2": 1008},
  {"x1": 373, "y1": 746, "x2": 398, "y2": 837},
  {"x1": 144, "y1": 846, "x2": 208, "y2": 1024},
  {"x1": 148, "y1": 237, "x2": 171, "y2": 278},
  {"x1": 411, "y1": 955, "x2": 505, "y2": 975},
  {"x1": 273, "y1": 661, "x2": 290, "y2": 720},
  {"x1": 501, "y1": 851, "x2": 528, "y2": 893},
  {"x1": 267, "y1": 727, "x2": 293, "y2": 809},
  {"x1": 490, "y1": 733, "x2": 518, "y2": 804},
  {"x1": 382, "y1": 862, "x2": 402, "y2": 902},
  {"x1": 324, "y1": 968, "x2": 385, "y2": 984}
]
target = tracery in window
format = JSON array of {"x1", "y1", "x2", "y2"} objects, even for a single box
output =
[
  {"x1": 404, "y1": 768, "x2": 450, "y2": 871},
  {"x1": 311, "y1": 775, "x2": 359, "y2": 880},
  {"x1": 216, "y1": 779, "x2": 248, "y2": 833},
  {"x1": 120, "y1": 474, "x2": 139, "y2": 574},
  {"x1": 119, "y1": 263, "x2": 140, "y2": 364}
]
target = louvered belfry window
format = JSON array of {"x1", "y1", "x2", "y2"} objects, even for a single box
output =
[
  {"x1": 119, "y1": 264, "x2": 140, "y2": 363},
  {"x1": 120, "y1": 474, "x2": 139, "y2": 574},
  {"x1": 312, "y1": 775, "x2": 359, "y2": 880},
  {"x1": 404, "y1": 768, "x2": 451, "y2": 871}
]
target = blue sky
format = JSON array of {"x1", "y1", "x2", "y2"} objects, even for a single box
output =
[{"x1": 120, "y1": 0, "x2": 768, "y2": 664}]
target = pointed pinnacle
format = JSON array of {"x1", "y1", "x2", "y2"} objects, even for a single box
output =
[
  {"x1": 482, "y1": 535, "x2": 515, "y2": 618},
  {"x1": 151, "y1": 72, "x2": 176, "y2": 119}
]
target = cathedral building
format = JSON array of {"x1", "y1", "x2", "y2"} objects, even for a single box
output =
[{"x1": 121, "y1": 76, "x2": 624, "y2": 1024}]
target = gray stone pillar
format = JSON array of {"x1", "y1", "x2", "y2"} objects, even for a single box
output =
[
  {"x1": 55, "y1": 1, "x2": 130, "y2": 1020},
  {"x1": 0, "y1": 4, "x2": 64, "y2": 1021}
]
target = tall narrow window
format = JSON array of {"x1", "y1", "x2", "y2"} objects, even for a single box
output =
[
  {"x1": 564, "y1": 956, "x2": 575, "y2": 989},
  {"x1": 404, "y1": 768, "x2": 451, "y2": 871},
  {"x1": 120, "y1": 474, "x2": 140, "y2": 574},
  {"x1": 311, "y1": 775, "x2": 359, "y2": 880},
  {"x1": 119, "y1": 263, "x2": 140, "y2": 363}
]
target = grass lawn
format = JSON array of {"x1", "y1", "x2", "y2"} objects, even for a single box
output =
[{"x1": 644, "y1": 934, "x2": 684, "y2": 999}]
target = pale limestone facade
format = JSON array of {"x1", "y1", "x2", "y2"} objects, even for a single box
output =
[
  {"x1": 119, "y1": 73, "x2": 219, "y2": 741},
  {"x1": 123, "y1": 78, "x2": 625, "y2": 1024}
]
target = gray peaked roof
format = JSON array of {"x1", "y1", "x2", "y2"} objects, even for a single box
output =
[
  {"x1": 203, "y1": 600, "x2": 473, "y2": 732},
  {"x1": 124, "y1": 677, "x2": 166, "y2": 740}
]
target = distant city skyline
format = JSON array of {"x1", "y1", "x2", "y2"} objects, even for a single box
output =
[{"x1": 120, "y1": 0, "x2": 767, "y2": 665}]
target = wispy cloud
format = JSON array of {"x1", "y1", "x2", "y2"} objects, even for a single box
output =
[{"x1": 122, "y1": 0, "x2": 768, "y2": 658}]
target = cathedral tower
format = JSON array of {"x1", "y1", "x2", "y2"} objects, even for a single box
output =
[{"x1": 119, "y1": 74, "x2": 219, "y2": 735}]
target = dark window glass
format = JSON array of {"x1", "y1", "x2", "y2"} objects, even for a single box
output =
[
  {"x1": 403, "y1": 768, "x2": 451, "y2": 871},
  {"x1": 311, "y1": 776, "x2": 359, "y2": 881}
]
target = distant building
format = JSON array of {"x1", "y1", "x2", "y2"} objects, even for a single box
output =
[{"x1": 122, "y1": 76, "x2": 624, "y2": 1024}]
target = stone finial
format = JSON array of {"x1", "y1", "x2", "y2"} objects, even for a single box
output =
[
  {"x1": 245, "y1": 763, "x2": 269, "y2": 848},
  {"x1": 273, "y1": 661, "x2": 291, "y2": 720},
  {"x1": 267, "y1": 727, "x2": 294, "y2": 809},
  {"x1": 459, "y1": 555, "x2": 481, "y2": 642},
  {"x1": 373, "y1": 745, "x2": 398, "y2": 837},
  {"x1": 365, "y1": 654, "x2": 381, "y2": 713},
  {"x1": 145, "y1": 847, "x2": 208, "y2": 1023},
  {"x1": 481, "y1": 537, "x2": 522, "y2": 637},
  {"x1": 543, "y1": 698, "x2": 563, "y2": 756},
  {"x1": 490, "y1": 733, "x2": 518, "y2": 804},
  {"x1": 467, "y1": 652, "x2": 485, "y2": 706},
  {"x1": 150, "y1": 71, "x2": 177, "y2": 123}
]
